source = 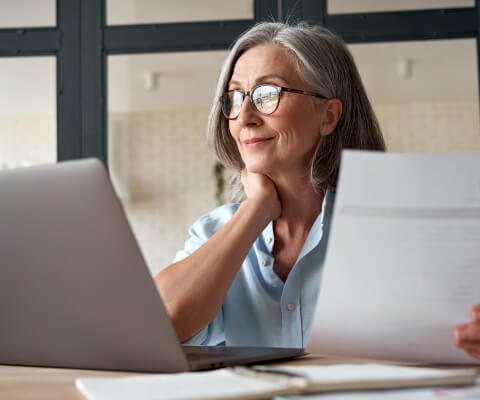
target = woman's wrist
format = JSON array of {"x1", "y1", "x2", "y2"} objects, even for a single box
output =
[{"x1": 240, "y1": 196, "x2": 279, "y2": 226}]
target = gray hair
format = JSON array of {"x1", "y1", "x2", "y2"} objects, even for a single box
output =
[{"x1": 207, "y1": 22, "x2": 385, "y2": 200}]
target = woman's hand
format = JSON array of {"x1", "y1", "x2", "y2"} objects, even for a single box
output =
[
  {"x1": 241, "y1": 170, "x2": 281, "y2": 221},
  {"x1": 454, "y1": 304, "x2": 480, "y2": 359}
]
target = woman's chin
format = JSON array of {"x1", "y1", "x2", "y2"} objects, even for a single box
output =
[
  {"x1": 244, "y1": 164, "x2": 271, "y2": 174},
  {"x1": 242, "y1": 157, "x2": 274, "y2": 173}
]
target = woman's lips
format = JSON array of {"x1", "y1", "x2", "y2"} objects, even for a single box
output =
[{"x1": 243, "y1": 137, "x2": 274, "y2": 146}]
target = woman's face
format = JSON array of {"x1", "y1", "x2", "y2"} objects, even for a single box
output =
[{"x1": 228, "y1": 43, "x2": 325, "y2": 177}]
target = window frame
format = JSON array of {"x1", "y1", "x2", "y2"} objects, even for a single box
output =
[{"x1": 0, "y1": 0, "x2": 478, "y2": 164}]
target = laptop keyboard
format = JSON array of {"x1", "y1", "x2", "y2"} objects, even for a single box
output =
[{"x1": 183, "y1": 345, "x2": 237, "y2": 360}]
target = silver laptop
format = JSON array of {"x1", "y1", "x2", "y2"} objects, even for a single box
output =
[{"x1": 0, "y1": 159, "x2": 303, "y2": 372}]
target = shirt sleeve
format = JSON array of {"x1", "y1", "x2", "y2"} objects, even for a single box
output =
[{"x1": 172, "y1": 205, "x2": 238, "y2": 346}]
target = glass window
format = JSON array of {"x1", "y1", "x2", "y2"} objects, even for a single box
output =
[
  {"x1": 328, "y1": 0, "x2": 474, "y2": 14},
  {"x1": 108, "y1": 51, "x2": 228, "y2": 275},
  {"x1": 0, "y1": 0, "x2": 55, "y2": 28},
  {"x1": 349, "y1": 38, "x2": 480, "y2": 152},
  {"x1": 107, "y1": 0, "x2": 253, "y2": 25},
  {"x1": 0, "y1": 57, "x2": 56, "y2": 170}
]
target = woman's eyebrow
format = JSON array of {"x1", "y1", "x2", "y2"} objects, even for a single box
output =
[
  {"x1": 228, "y1": 74, "x2": 290, "y2": 88},
  {"x1": 255, "y1": 74, "x2": 289, "y2": 85},
  {"x1": 227, "y1": 79, "x2": 242, "y2": 88}
]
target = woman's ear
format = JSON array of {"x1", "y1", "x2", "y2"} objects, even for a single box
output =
[{"x1": 319, "y1": 98, "x2": 342, "y2": 137}]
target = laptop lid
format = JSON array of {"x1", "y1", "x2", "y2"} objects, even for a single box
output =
[
  {"x1": 0, "y1": 159, "x2": 190, "y2": 372},
  {"x1": 0, "y1": 159, "x2": 304, "y2": 372}
]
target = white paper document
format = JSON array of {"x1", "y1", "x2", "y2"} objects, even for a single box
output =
[
  {"x1": 308, "y1": 151, "x2": 480, "y2": 364},
  {"x1": 76, "y1": 364, "x2": 475, "y2": 400},
  {"x1": 279, "y1": 378, "x2": 480, "y2": 400},
  {"x1": 76, "y1": 369, "x2": 298, "y2": 400}
]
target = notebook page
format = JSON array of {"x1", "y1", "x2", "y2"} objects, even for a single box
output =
[
  {"x1": 266, "y1": 363, "x2": 475, "y2": 384},
  {"x1": 275, "y1": 378, "x2": 480, "y2": 400},
  {"x1": 76, "y1": 369, "x2": 299, "y2": 400}
]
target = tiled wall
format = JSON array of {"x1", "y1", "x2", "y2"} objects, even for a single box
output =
[
  {"x1": 109, "y1": 110, "x2": 219, "y2": 277},
  {"x1": 2, "y1": 103, "x2": 480, "y2": 276},
  {"x1": 376, "y1": 102, "x2": 480, "y2": 152},
  {"x1": 0, "y1": 115, "x2": 56, "y2": 169}
]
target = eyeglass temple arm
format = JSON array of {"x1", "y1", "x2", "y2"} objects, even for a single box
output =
[{"x1": 280, "y1": 87, "x2": 327, "y2": 99}]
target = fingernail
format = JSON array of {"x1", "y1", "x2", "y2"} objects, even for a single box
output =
[{"x1": 455, "y1": 328, "x2": 469, "y2": 342}]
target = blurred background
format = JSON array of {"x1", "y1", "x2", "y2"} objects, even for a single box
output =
[{"x1": 1, "y1": 0, "x2": 479, "y2": 275}]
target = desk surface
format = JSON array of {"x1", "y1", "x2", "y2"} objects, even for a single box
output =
[{"x1": 1, "y1": 356, "x2": 479, "y2": 400}]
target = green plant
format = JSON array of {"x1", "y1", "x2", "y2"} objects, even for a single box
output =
[{"x1": 213, "y1": 161, "x2": 225, "y2": 205}]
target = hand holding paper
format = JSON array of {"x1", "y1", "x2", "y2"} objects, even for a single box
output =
[
  {"x1": 307, "y1": 151, "x2": 480, "y2": 364},
  {"x1": 454, "y1": 304, "x2": 480, "y2": 359}
]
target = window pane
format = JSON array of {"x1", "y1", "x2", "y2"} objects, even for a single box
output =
[
  {"x1": 107, "y1": 0, "x2": 253, "y2": 25},
  {"x1": 0, "y1": 0, "x2": 55, "y2": 28},
  {"x1": 0, "y1": 57, "x2": 56, "y2": 170},
  {"x1": 349, "y1": 38, "x2": 480, "y2": 152},
  {"x1": 328, "y1": 0, "x2": 473, "y2": 14},
  {"x1": 108, "y1": 51, "x2": 228, "y2": 275}
]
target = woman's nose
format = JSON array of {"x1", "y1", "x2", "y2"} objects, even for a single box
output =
[{"x1": 236, "y1": 95, "x2": 260, "y2": 128}]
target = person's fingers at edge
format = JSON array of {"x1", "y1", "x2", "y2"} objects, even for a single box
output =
[
  {"x1": 454, "y1": 324, "x2": 470, "y2": 346},
  {"x1": 240, "y1": 170, "x2": 247, "y2": 187},
  {"x1": 471, "y1": 304, "x2": 480, "y2": 322},
  {"x1": 459, "y1": 323, "x2": 480, "y2": 343},
  {"x1": 464, "y1": 348, "x2": 480, "y2": 360}
]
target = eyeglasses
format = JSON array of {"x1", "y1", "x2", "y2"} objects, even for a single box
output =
[{"x1": 220, "y1": 84, "x2": 327, "y2": 120}]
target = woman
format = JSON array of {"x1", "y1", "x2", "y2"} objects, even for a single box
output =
[{"x1": 154, "y1": 21, "x2": 480, "y2": 360}]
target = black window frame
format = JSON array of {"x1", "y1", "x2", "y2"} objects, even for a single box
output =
[{"x1": 0, "y1": 0, "x2": 478, "y2": 164}]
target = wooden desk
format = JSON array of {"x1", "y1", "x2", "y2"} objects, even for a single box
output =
[
  {"x1": 1, "y1": 357, "x2": 478, "y2": 400},
  {"x1": 0, "y1": 364, "x2": 135, "y2": 400}
]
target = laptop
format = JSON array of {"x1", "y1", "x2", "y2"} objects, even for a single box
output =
[{"x1": 0, "y1": 159, "x2": 303, "y2": 372}]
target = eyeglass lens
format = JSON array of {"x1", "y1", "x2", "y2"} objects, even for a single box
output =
[{"x1": 222, "y1": 85, "x2": 280, "y2": 119}]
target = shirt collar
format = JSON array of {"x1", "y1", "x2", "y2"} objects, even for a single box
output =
[{"x1": 297, "y1": 186, "x2": 335, "y2": 261}]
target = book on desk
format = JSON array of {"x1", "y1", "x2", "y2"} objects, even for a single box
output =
[{"x1": 76, "y1": 363, "x2": 476, "y2": 400}]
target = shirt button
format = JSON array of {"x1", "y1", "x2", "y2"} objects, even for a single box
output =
[
  {"x1": 287, "y1": 303, "x2": 296, "y2": 311},
  {"x1": 266, "y1": 237, "x2": 273, "y2": 244},
  {"x1": 261, "y1": 259, "x2": 268, "y2": 267}
]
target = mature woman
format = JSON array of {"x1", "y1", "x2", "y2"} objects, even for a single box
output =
[{"x1": 154, "y1": 22, "x2": 480, "y2": 360}]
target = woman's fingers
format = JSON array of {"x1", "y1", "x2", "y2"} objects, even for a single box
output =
[
  {"x1": 470, "y1": 304, "x2": 480, "y2": 322},
  {"x1": 240, "y1": 169, "x2": 247, "y2": 190},
  {"x1": 454, "y1": 322, "x2": 480, "y2": 344},
  {"x1": 464, "y1": 349, "x2": 480, "y2": 360},
  {"x1": 454, "y1": 305, "x2": 480, "y2": 343},
  {"x1": 454, "y1": 322, "x2": 480, "y2": 360},
  {"x1": 459, "y1": 342, "x2": 480, "y2": 360},
  {"x1": 240, "y1": 169, "x2": 281, "y2": 220},
  {"x1": 454, "y1": 305, "x2": 480, "y2": 361}
]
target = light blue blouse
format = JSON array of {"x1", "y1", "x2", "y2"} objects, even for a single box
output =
[{"x1": 173, "y1": 188, "x2": 335, "y2": 348}]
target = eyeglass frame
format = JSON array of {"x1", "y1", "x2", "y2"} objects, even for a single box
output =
[{"x1": 220, "y1": 84, "x2": 328, "y2": 120}]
